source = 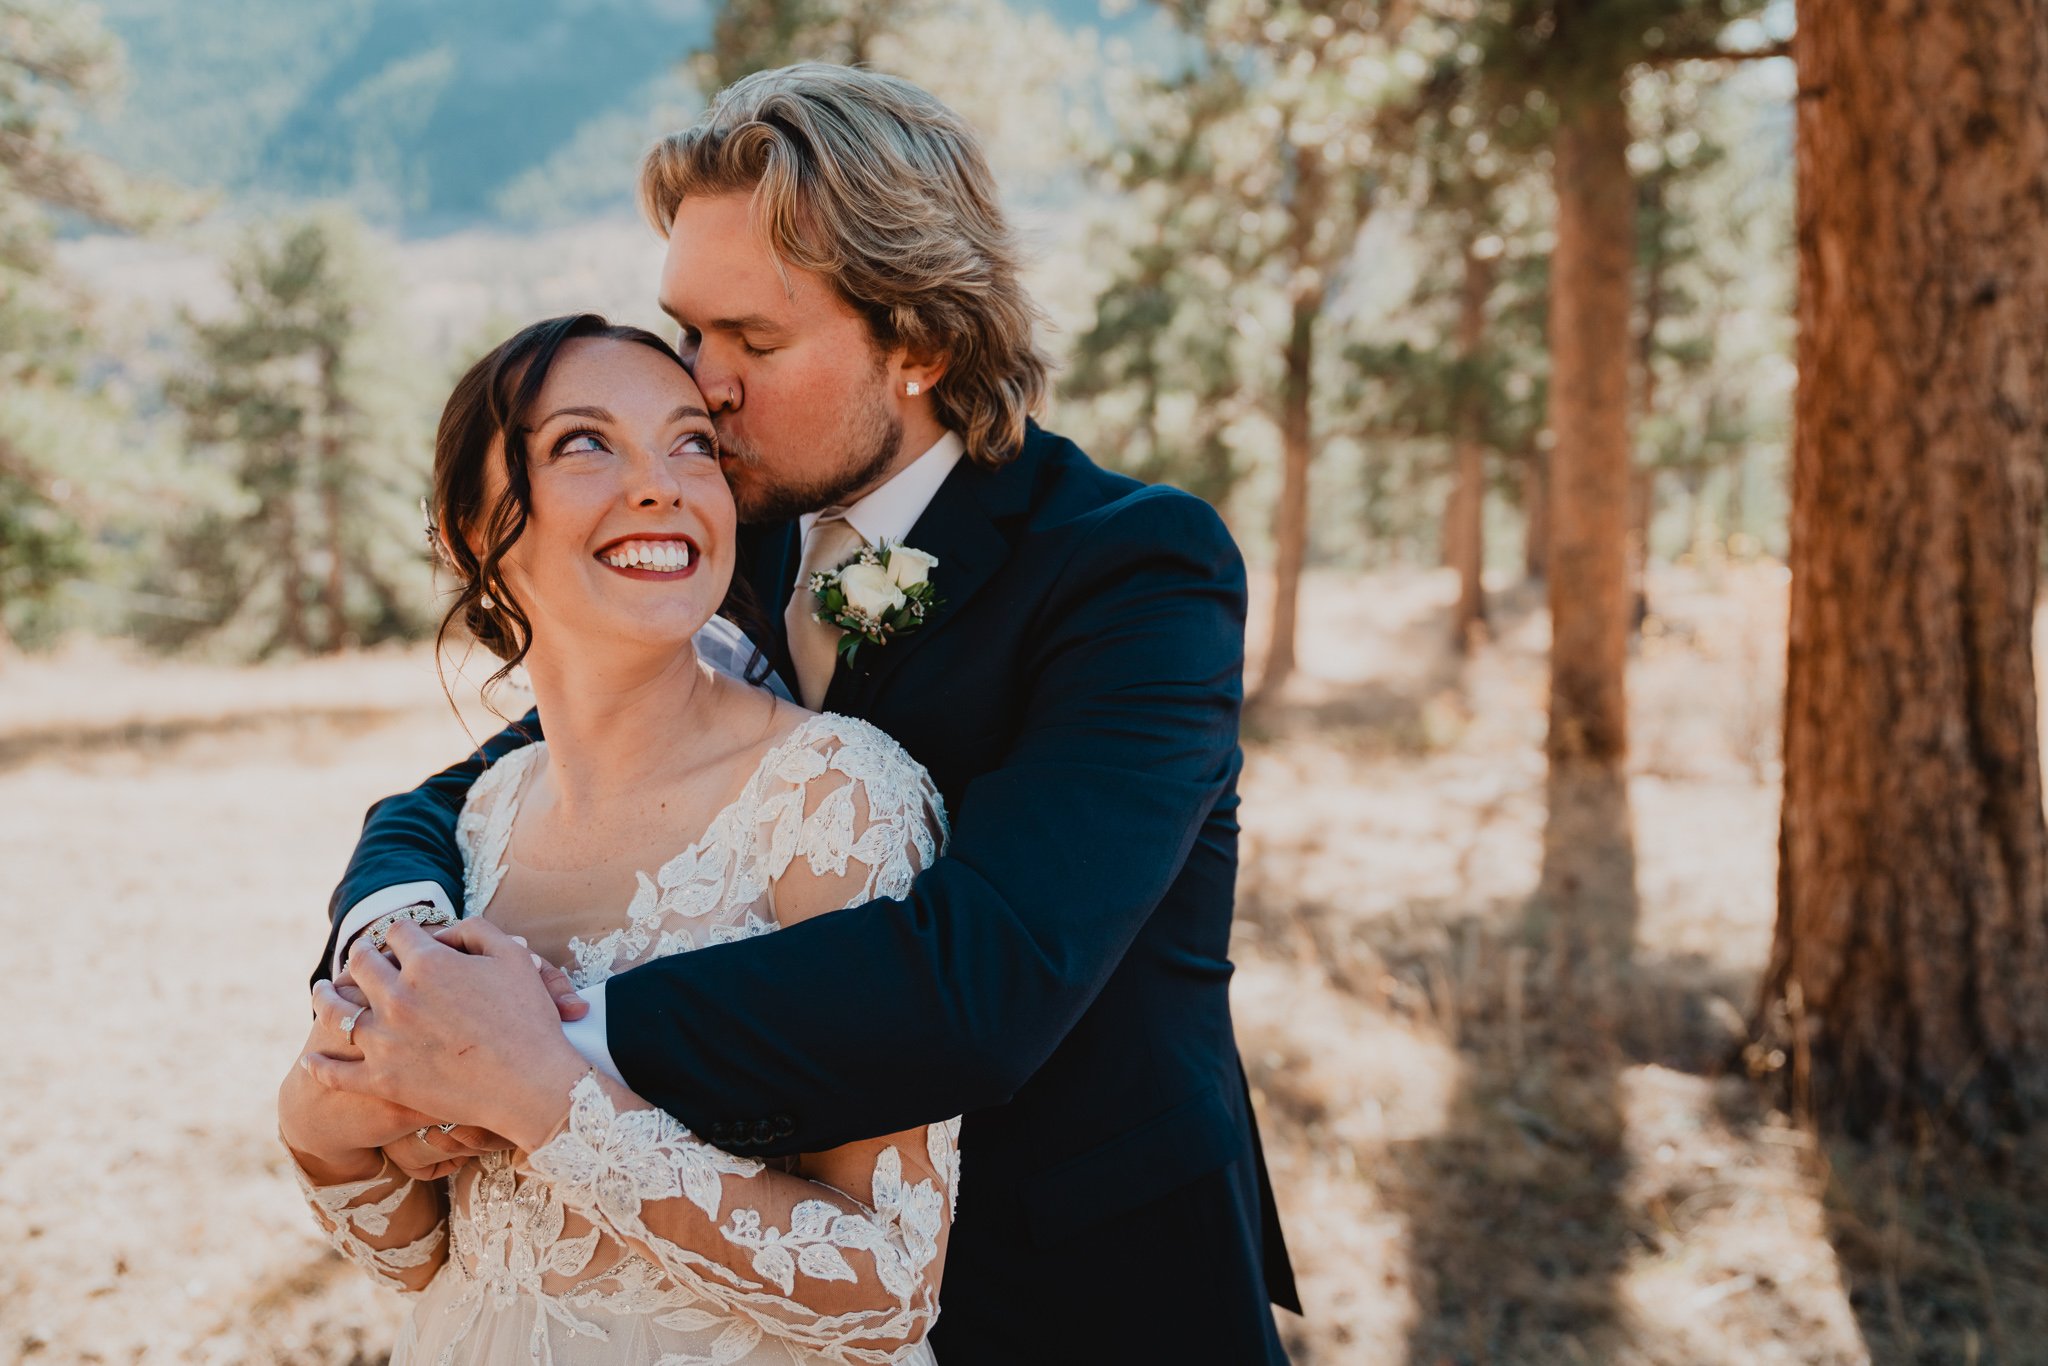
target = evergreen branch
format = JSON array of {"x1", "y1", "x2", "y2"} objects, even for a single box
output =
[{"x1": 1637, "y1": 39, "x2": 1792, "y2": 68}]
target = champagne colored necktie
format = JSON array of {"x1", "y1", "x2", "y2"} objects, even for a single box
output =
[{"x1": 785, "y1": 515, "x2": 865, "y2": 710}]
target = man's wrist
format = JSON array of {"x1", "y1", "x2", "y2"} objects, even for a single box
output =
[{"x1": 330, "y1": 882, "x2": 457, "y2": 979}]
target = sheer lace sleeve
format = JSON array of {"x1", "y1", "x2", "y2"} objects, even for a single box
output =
[
  {"x1": 524, "y1": 718, "x2": 958, "y2": 1361},
  {"x1": 288, "y1": 1152, "x2": 448, "y2": 1293}
]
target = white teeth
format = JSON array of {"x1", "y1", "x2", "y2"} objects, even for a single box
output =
[{"x1": 602, "y1": 540, "x2": 692, "y2": 571}]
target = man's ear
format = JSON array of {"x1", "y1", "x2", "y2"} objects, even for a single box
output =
[{"x1": 899, "y1": 346, "x2": 950, "y2": 396}]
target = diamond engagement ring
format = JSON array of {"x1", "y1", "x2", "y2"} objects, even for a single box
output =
[
  {"x1": 340, "y1": 1007, "x2": 366, "y2": 1040},
  {"x1": 416, "y1": 1123, "x2": 460, "y2": 1140}
]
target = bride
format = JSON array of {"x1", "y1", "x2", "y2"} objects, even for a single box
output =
[{"x1": 276, "y1": 314, "x2": 957, "y2": 1365}]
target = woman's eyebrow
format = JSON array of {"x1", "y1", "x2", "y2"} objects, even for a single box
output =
[
  {"x1": 533, "y1": 404, "x2": 613, "y2": 427},
  {"x1": 667, "y1": 405, "x2": 710, "y2": 423}
]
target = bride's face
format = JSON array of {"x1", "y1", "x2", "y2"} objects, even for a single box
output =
[{"x1": 484, "y1": 336, "x2": 735, "y2": 662}]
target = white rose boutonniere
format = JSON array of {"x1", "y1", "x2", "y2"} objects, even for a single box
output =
[
  {"x1": 808, "y1": 540, "x2": 943, "y2": 666},
  {"x1": 887, "y1": 545, "x2": 938, "y2": 588}
]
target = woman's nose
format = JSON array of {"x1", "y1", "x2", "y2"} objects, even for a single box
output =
[{"x1": 628, "y1": 449, "x2": 685, "y2": 508}]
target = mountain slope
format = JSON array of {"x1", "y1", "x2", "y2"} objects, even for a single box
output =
[{"x1": 83, "y1": 0, "x2": 1137, "y2": 233}]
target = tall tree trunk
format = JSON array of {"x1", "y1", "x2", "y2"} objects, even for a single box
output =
[
  {"x1": 1450, "y1": 239, "x2": 1494, "y2": 651},
  {"x1": 1628, "y1": 467, "x2": 1653, "y2": 631},
  {"x1": 274, "y1": 491, "x2": 309, "y2": 655},
  {"x1": 1544, "y1": 82, "x2": 1635, "y2": 773},
  {"x1": 1523, "y1": 446, "x2": 1550, "y2": 580},
  {"x1": 1262, "y1": 292, "x2": 1315, "y2": 696},
  {"x1": 321, "y1": 477, "x2": 346, "y2": 652},
  {"x1": 1632, "y1": 168, "x2": 1669, "y2": 629},
  {"x1": 1442, "y1": 484, "x2": 1465, "y2": 570},
  {"x1": 318, "y1": 350, "x2": 349, "y2": 654},
  {"x1": 1764, "y1": 0, "x2": 2048, "y2": 1141},
  {"x1": 1724, "y1": 445, "x2": 1748, "y2": 552},
  {"x1": 1258, "y1": 142, "x2": 1328, "y2": 700}
]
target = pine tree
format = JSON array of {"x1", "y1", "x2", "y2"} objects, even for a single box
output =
[
  {"x1": 1351, "y1": 28, "x2": 1555, "y2": 646},
  {"x1": 0, "y1": 0, "x2": 137, "y2": 649},
  {"x1": 1761, "y1": 0, "x2": 2048, "y2": 1143},
  {"x1": 1073, "y1": 1, "x2": 1390, "y2": 699},
  {"x1": 689, "y1": 0, "x2": 910, "y2": 90},
  {"x1": 1468, "y1": 0, "x2": 1783, "y2": 778},
  {"x1": 166, "y1": 213, "x2": 430, "y2": 657}
]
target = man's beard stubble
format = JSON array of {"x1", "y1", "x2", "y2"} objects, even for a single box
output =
[{"x1": 723, "y1": 382, "x2": 903, "y2": 526}]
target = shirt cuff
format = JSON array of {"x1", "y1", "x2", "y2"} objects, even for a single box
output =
[
  {"x1": 559, "y1": 979, "x2": 622, "y2": 1086},
  {"x1": 331, "y1": 882, "x2": 458, "y2": 979}
]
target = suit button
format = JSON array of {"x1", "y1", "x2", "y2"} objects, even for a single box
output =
[
  {"x1": 773, "y1": 1114, "x2": 795, "y2": 1138},
  {"x1": 753, "y1": 1119, "x2": 775, "y2": 1144},
  {"x1": 710, "y1": 1122, "x2": 732, "y2": 1143}
]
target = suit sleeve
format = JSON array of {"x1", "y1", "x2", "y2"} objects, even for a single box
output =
[
  {"x1": 607, "y1": 489, "x2": 1247, "y2": 1154},
  {"x1": 311, "y1": 710, "x2": 543, "y2": 987}
]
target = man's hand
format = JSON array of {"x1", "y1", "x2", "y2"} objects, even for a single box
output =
[
  {"x1": 304, "y1": 920, "x2": 590, "y2": 1152},
  {"x1": 338, "y1": 926, "x2": 590, "y2": 1023}
]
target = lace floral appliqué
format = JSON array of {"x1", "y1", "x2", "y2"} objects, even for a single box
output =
[{"x1": 289, "y1": 713, "x2": 956, "y2": 1366}]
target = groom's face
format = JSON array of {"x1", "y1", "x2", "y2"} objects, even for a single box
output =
[{"x1": 658, "y1": 192, "x2": 906, "y2": 524}]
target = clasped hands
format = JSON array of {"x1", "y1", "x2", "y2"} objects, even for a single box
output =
[{"x1": 281, "y1": 918, "x2": 595, "y2": 1185}]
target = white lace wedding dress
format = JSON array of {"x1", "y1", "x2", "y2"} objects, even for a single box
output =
[{"x1": 291, "y1": 714, "x2": 959, "y2": 1365}]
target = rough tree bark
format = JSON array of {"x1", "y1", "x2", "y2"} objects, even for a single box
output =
[
  {"x1": 1763, "y1": 0, "x2": 2048, "y2": 1141},
  {"x1": 1258, "y1": 141, "x2": 1328, "y2": 699},
  {"x1": 1544, "y1": 81, "x2": 1635, "y2": 773},
  {"x1": 1450, "y1": 239, "x2": 1494, "y2": 651}
]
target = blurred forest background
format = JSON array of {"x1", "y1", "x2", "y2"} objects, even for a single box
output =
[{"x1": 8, "y1": 0, "x2": 2048, "y2": 1362}]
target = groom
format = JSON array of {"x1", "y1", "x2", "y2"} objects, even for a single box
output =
[{"x1": 315, "y1": 64, "x2": 1297, "y2": 1361}]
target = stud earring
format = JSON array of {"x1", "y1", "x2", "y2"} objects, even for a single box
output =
[{"x1": 905, "y1": 380, "x2": 921, "y2": 397}]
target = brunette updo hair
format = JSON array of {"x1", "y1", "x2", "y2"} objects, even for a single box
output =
[{"x1": 428, "y1": 313, "x2": 770, "y2": 700}]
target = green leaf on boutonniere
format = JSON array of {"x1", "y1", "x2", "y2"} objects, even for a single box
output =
[{"x1": 810, "y1": 539, "x2": 945, "y2": 671}]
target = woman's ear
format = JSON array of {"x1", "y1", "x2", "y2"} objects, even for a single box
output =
[{"x1": 434, "y1": 524, "x2": 472, "y2": 573}]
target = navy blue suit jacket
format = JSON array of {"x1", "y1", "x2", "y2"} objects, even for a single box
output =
[{"x1": 323, "y1": 424, "x2": 1298, "y2": 1361}]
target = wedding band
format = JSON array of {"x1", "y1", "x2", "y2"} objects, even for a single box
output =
[{"x1": 340, "y1": 1007, "x2": 366, "y2": 1040}]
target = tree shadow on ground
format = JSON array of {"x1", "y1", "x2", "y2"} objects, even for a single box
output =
[
  {"x1": 1384, "y1": 762, "x2": 1646, "y2": 1365},
  {"x1": 1244, "y1": 577, "x2": 1547, "y2": 755},
  {"x1": 1815, "y1": 1119, "x2": 2048, "y2": 1364}
]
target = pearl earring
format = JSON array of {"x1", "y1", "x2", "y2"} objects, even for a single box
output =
[
  {"x1": 905, "y1": 381, "x2": 921, "y2": 397},
  {"x1": 479, "y1": 591, "x2": 497, "y2": 611}
]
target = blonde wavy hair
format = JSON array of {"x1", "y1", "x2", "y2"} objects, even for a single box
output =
[{"x1": 639, "y1": 64, "x2": 1051, "y2": 466}]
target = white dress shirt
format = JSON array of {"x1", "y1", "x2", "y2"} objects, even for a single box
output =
[
  {"x1": 796, "y1": 429, "x2": 964, "y2": 565},
  {"x1": 333, "y1": 430, "x2": 967, "y2": 1084}
]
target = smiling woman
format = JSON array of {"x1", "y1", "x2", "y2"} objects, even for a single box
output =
[
  {"x1": 278, "y1": 308, "x2": 958, "y2": 1364},
  {"x1": 425, "y1": 313, "x2": 736, "y2": 693}
]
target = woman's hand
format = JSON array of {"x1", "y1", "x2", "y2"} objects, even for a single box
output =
[
  {"x1": 312, "y1": 977, "x2": 520, "y2": 1181},
  {"x1": 379, "y1": 1123, "x2": 517, "y2": 1182},
  {"x1": 303, "y1": 918, "x2": 589, "y2": 1152},
  {"x1": 279, "y1": 981, "x2": 441, "y2": 1182}
]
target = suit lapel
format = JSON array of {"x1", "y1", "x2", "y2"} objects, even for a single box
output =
[
  {"x1": 734, "y1": 520, "x2": 802, "y2": 689},
  {"x1": 829, "y1": 433, "x2": 1041, "y2": 712}
]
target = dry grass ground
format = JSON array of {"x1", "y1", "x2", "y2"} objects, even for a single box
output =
[{"x1": 3, "y1": 566, "x2": 2043, "y2": 1364}]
